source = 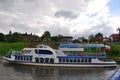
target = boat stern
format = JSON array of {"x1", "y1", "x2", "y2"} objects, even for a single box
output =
[{"x1": 3, "y1": 56, "x2": 13, "y2": 61}]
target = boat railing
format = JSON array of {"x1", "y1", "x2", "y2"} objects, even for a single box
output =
[
  {"x1": 12, "y1": 50, "x2": 32, "y2": 55},
  {"x1": 84, "y1": 52, "x2": 106, "y2": 56},
  {"x1": 63, "y1": 51, "x2": 106, "y2": 57}
]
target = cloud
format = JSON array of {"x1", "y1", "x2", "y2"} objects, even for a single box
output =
[
  {"x1": 55, "y1": 10, "x2": 79, "y2": 19},
  {"x1": 0, "y1": 0, "x2": 120, "y2": 38}
]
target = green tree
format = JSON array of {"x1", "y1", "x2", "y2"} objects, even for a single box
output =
[
  {"x1": 51, "y1": 34, "x2": 63, "y2": 42},
  {"x1": 13, "y1": 32, "x2": 22, "y2": 42},
  {"x1": 95, "y1": 33, "x2": 103, "y2": 43},
  {"x1": 41, "y1": 31, "x2": 51, "y2": 43},
  {"x1": 8, "y1": 32, "x2": 22, "y2": 42},
  {"x1": 9, "y1": 31, "x2": 12, "y2": 36},
  {"x1": 6, "y1": 31, "x2": 12, "y2": 42},
  {"x1": 0, "y1": 33, "x2": 5, "y2": 42},
  {"x1": 88, "y1": 34, "x2": 95, "y2": 43}
]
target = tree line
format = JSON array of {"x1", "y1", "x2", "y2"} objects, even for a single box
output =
[
  {"x1": 0, "y1": 31, "x2": 40, "y2": 42},
  {"x1": 0, "y1": 31, "x2": 62, "y2": 43},
  {"x1": 0, "y1": 31, "x2": 105, "y2": 43}
]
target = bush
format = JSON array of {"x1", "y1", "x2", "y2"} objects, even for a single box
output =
[
  {"x1": 0, "y1": 42, "x2": 27, "y2": 56},
  {"x1": 106, "y1": 43, "x2": 120, "y2": 59}
]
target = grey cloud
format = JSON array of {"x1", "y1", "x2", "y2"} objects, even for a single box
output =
[
  {"x1": 49, "y1": 26, "x2": 71, "y2": 36},
  {"x1": 0, "y1": 11, "x2": 40, "y2": 34},
  {"x1": 82, "y1": 22, "x2": 114, "y2": 38},
  {"x1": 55, "y1": 10, "x2": 79, "y2": 19},
  {"x1": 52, "y1": 0, "x2": 92, "y2": 13},
  {"x1": 10, "y1": 23, "x2": 40, "y2": 33},
  {"x1": 0, "y1": 0, "x2": 14, "y2": 11},
  {"x1": 0, "y1": 0, "x2": 113, "y2": 38},
  {"x1": 0, "y1": 0, "x2": 50, "y2": 15}
]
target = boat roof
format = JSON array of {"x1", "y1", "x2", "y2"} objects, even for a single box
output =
[{"x1": 59, "y1": 44, "x2": 105, "y2": 48}]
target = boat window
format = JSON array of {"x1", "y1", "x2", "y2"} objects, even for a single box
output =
[
  {"x1": 74, "y1": 59, "x2": 77, "y2": 62},
  {"x1": 59, "y1": 58, "x2": 62, "y2": 62},
  {"x1": 63, "y1": 58, "x2": 65, "y2": 62},
  {"x1": 78, "y1": 59, "x2": 80, "y2": 62},
  {"x1": 38, "y1": 50, "x2": 53, "y2": 55},
  {"x1": 35, "y1": 49, "x2": 38, "y2": 54},
  {"x1": 66, "y1": 58, "x2": 69, "y2": 62}
]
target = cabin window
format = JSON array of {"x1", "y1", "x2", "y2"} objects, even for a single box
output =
[
  {"x1": 78, "y1": 59, "x2": 80, "y2": 62},
  {"x1": 85, "y1": 58, "x2": 87, "y2": 62},
  {"x1": 35, "y1": 49, "x2": 38, "y2": 54},
  {"x1": 50, "y1": 58, "x2": 54, "y2": 63},
  {"x1": 38, "y1": 50, "x2": 53, "y2": 55},
  {"x1": 15, "y1": 56, "x2": 17, "y2": 60},
  {"x1": 88, "y1": 58, "x2": 91, "y2": 62},
  {"x1": 74, "y1": 59, "x2": 77, "y2": 62},
  {"x1": 70, "y1": 59, "x2": 73, "y2": 62},
  {"x1": 81, "y1": 59, "x2": 84, "y2": 62},
  {"x1": 45, "y1": 58, "x2": 49, "y2": 63},
  {"x1": 66, "y1": 58, "x2": 69, "y2": 62},
  {"x1": 63, "y1": 58, "x2": 65, "y2": 62}
]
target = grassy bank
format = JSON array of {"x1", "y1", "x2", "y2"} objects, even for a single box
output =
[
  {"x1": 106, "y1": 43, "x2": 120, "y2": 60},
  {"x1": 0, "y1": 42, "x2": 28, "y2": 56}
]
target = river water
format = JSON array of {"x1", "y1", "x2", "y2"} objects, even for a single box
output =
[{"x1": 0, "y1": 59, "x2": 118, "y2": 80}]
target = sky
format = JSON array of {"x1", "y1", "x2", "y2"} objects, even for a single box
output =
[{"x1": 0, "y1": 0, "x2": 120, "y2": 38}]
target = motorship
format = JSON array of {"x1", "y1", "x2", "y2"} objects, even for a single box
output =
[{"x1": 3, "y1": 44, "x2": 117, "y2": 68}]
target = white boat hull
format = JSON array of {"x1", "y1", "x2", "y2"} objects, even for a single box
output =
[{"x1": 3, "y1": 58, "x2": 117, "y2": 68}]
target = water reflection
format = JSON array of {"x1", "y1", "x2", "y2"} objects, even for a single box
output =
[{"x1": 2, "y1": 63, "x2": 116, "y2": 80}]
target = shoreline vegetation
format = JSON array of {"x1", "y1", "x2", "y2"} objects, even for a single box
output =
[{"x1": 0, "y1": 42, "x2": 120, "y2": 61}]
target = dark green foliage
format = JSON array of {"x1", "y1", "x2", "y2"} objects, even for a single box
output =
[
  {"x1": 88, "y1": 34, "x2": 95, "y2": 43},
  {"x1": 95, "y1": 32, "x2": 103, "y2": 39},
  {"x1": 41, "y1": 31, "x2": 52, "y2": 44},
  {"x1": 8, "y1": 32, "x2": 22, "y2": 42},
  {"x1": 41, "y1": 31, "x2": 51, "y2": 40},
  {"x1": 0, "y1": 42, "x2": 27, "y2": 56},
  {"x1": 106, "y1": 43, "x2": 120, "y2": 59},
  {"x1": 0, "y1": 31, "x2": 40, "y2": 43},
  {"x1": 0, "y1": 33, "x2": 5, "y2": 42},
  {"x1": 51, "y1": 35, "x2": 61, "y2": 42}
]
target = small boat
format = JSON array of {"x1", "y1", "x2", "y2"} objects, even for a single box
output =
[
  {"x1": 109, "y1": 68, "x2": 120, "y2": 80},
  {"x1": 3, "y1": 44, "x2": 117, "y2": 68}
]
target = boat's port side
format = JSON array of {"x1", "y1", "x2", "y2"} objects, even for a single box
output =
[
  {"x1": 58, "y1": 58, "x2": 91, "y2": 63},
  {"x1": 35, "y1": 57, "x2": 54, "y2": 64}
]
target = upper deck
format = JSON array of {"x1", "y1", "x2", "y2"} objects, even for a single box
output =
[
  {"x1": 59, "y1": 44, "x2": 105, "y2": 48},
  {"x1": 59, "y1": 44, "x2": 107, "y2": 58}
]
